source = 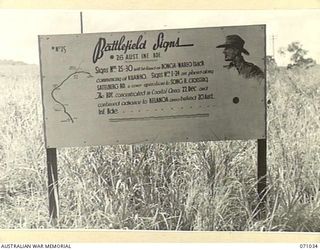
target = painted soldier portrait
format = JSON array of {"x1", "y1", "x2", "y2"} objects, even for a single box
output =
[{"x1": 217, "y1": 34, "x2": 265, "y2": 82}]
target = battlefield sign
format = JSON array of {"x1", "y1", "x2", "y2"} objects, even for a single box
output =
[{"x1": 39, "y1": 25, "x2": 266, "y2": 148}]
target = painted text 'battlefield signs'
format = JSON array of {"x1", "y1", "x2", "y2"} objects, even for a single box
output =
[{"x1": 39, "y1": 25, "x2": 266, "y2": 148}]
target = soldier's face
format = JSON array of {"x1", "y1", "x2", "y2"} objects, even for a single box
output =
[{"x1": 223, "y1": 47, "x2": 239, "y2": 61}]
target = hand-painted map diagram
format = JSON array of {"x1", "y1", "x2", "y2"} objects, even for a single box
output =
[{"x1": 51, "y1": 70, "x2": 93, "y2": 123}]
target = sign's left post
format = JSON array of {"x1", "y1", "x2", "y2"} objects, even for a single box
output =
[{"x1": 46, "y1": 148, "x2": 59, "y2": 226}]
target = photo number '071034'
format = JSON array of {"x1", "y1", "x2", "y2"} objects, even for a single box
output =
[{"x1": 300, "y1": 244, "x2": 319, "y2": 249}]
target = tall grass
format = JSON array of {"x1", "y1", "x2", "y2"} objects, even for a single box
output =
[{"x1": 0, "y1": 63, "x2": 319, "y2": 231}]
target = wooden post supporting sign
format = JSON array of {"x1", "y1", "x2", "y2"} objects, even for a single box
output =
[
  {"x1": 257, "y1": 29, "x2": 268, "y2": 215},
  {"x1": 46, "y1": 148, "x2": 59, "y2": 225},
  {"x1": 257, "y1": 138, "x2": 267, "y2": 214}
]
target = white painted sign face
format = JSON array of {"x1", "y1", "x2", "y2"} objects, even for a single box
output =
[{"x1": 39, "y1": 25, "x2": 266, "y2": 148}]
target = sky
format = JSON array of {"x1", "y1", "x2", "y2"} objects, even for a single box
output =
[{"x1": 0, "y1": 9, "x2": 319, "y2": 66}]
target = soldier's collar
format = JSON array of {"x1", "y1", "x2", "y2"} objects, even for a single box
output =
[{"x1": 223, "y1": 62, "x2": 235, "y2": 69}]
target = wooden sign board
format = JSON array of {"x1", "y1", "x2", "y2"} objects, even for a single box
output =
[{"x1": 39, "y1": 25, "x2": 266, "y2": 148}]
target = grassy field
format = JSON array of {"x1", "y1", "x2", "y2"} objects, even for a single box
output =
[{"x1": 0, "y1": 62, "x2": 319, "y2": 231}]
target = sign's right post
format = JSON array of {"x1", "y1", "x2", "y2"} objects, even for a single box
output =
[
  {"x1": 257, "y1": 25, "x2": 267, "y2": 216},
  {"x1": 257, "y1": 138, "x2": 267, "y2": 216}
]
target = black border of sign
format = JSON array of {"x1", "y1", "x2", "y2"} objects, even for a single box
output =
[{"x1": 38, "y1": 35, "x2": 49, "y2": 149}]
